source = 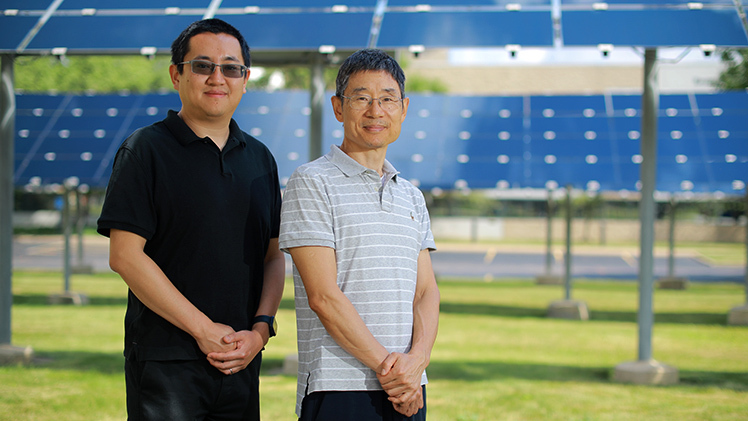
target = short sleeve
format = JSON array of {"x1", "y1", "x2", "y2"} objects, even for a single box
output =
[
  {"x1": 96, "y1": 145, "x2": 155, "y2": 240},
  {"x1": 279, "y1": 169, "x2": 335, "y2": 251}
]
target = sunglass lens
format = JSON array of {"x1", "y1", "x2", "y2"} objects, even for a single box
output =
[
  {"x1": 191, "y1": 61, "x2": 215, "y2": 76},
  {"x1": 221, "y1": 64, "x2": 244, "y2": 78}
]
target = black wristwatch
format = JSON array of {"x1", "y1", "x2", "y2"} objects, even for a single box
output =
[{"x1": 252, "y1": 315, "x2": 277, "y2": 338}]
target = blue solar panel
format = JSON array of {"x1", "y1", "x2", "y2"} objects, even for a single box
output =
[
  {"x1": 13, "y1": 91, "x2": 748, "y2": 194},
  {"x1": 220, "y1": 0, "x2": 378, "y2": 6},
  {"x1": 26, "y1": 15, "x2": 198, "y2": 51},
  {"x1": 56, "y1": 0, "x2": 210, "y2": 9},
  {"x1": 378, "y1": 10, "x2": 554, "y2": 47},
  {"x1": 220, "y1": 13, "x2": 373, "y2": 51},
  {"x1": 3, "y1": 0, "x2": 747, "y2": 54},
  {"x1": 563, "y1": 8, "x2": 748, "y2": 47},
  {"x1": 2, "y1": 1, "x2": 58, "y2": 8}
]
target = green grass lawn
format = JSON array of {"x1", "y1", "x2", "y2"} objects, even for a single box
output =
[{"x1": 1, "y1": 271, "x2": 747, "y2": 420}]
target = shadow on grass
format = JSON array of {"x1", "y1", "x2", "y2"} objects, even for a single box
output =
[
  {"x1": 13, "y1": 293, "x2": 128, "y2": 306},
  {"x1": 33, "y1": 350, "x2": 124, "y2": 375},
  {"x1": 439, "y1": 301, "x2": 729, "y2": 325},
  {"x1": 33, "y1": 351, "x2": 290, "y2": 378},
  {"x1": 29, "y1": 351, "x2": 748, "y2": 392},
  {"x1": 428, "y1": 360, "x2": 748, "y2": 391}
]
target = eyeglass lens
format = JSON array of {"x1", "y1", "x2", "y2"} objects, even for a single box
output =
[
  {"x1": 346, "y1": 95, "x2": 402, "y2": 111},
  {"x1": 186, "y1": 60, "x2": 246, "y2": 78}
]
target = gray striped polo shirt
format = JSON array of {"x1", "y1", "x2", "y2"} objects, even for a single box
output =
[{"x1": 279, "y1": 145, "x2": 436, "y2": 416}]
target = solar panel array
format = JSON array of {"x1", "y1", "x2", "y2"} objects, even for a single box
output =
[
  {"x1": 14, "y1": 90, "x2": 748, "y2": 195},
  {"x1": 2, "y1": 1, "x2": 747, "y2": 56}
]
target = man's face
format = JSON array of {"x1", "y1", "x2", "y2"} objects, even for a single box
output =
[
  {"x1": 332, "y1": 70, "x2": 409, "y2": 154},
  {"x1": 170, "y1": 32, "x2": 249, "y2": 123}
]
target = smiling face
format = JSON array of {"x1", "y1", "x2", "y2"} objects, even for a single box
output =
[
  {"x1": 169, "y1": 32, "x2": 249, "y2": 126},
  {"x1": 332, "y1": 70, "x2": 409, "y2": 155}
]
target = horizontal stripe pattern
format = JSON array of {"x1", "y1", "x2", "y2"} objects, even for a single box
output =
[{"x1": 280, "y1": 145, "x2": 435, "y2": 416}]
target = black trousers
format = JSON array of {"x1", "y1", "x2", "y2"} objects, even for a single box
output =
[
  {"x1": 125, "y1": 354, "x2": 262, "y2": 421},
  {"x1": 299, "y1": 386, "x2": 427, "y2": 421}
]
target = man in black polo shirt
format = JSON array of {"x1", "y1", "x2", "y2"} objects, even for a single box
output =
[{"x1": 97, "y1": 19, "x2": 285, "y2": 420}]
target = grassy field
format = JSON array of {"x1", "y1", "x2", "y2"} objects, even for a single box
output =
[{"x1": 1, "y1": 271, "x2": 747, "y2": 420}]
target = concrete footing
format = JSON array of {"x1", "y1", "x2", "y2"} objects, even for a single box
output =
[
  {"x1": 657, "y1": 277, "x2": 689, "y2": 290},
  {"x1": 727, "y1": 304, "x2": 748, "y2": 326},
  {"x1": 536, "y1": 275, "x2": 563, "y2": 285},
  {"x1": 47, "y1": 292, "x2": 89, "y2": 305},
  {"x1": 0, "y1": 345, "x2": 34, "y2": 366},
  {"x1": 547, "y1": 299, "x2": 589, "y2": 320},
  {"x1": 282, "y1": 353, "x2": 298, "y2": 376},
  {"x1": 612, "y1": 359, "x2": 679, "y2": 385}
]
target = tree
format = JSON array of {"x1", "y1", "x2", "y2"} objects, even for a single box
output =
[
  {"x1": 716, "y1": 48, "x2": 748, "y2": 91},
  {"x1": 13, "y1": 54, "x2": 448, "y2": 94},
  {"x1": 14, "y1": 55, "x2": 173, "y2": 93}
]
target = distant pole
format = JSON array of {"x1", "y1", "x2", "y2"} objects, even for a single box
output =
[
  {"x1": 75, "y1": 189, "x2": 84, "y2": 267},
  {"x1": 638, "y1": 48, "x2": 658, "y2": 362},
  {"x1": 599, "y1": 193, "x2": 607, "y2": 245},
  {"x1": 744, "y1": 190, "x2": 748, "y2": 304},
  {"x1": 308, "y1": 53, "x2": 325, "y2": 161},
  {"x1": 545, "y1": 188, "x2": 554, "y2": 276},
  {"x1": 62, "y1": 189, "x2": 72, "y2": 293},
  {"x1": 564, "y1": 185, "x2": 572, "y2": 300},
  {"x1": 0, "y1": 55, "x2": 14, "y2": 345},
  {"x1": 667, "y1": 197, "x2": 676, "y2": 278}
]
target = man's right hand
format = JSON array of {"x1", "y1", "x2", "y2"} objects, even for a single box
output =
[
  {"x1": 195, "y1": 322, "x2": 237, "y2": 355},
  {"x1": 377, "y1": 352, "x2": 426, "y2": 416},
  {"x1": 392, "y1": 388, "x2": 423, "y2": 417}
]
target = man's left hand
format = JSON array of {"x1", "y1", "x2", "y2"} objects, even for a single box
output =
[{"x1": 206, "y1": 329, "x2": 264, "y2": 375}]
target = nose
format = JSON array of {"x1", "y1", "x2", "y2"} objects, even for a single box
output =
[
  {"x1": 207, "y1": 65, "x2": 226, "y2": 83},
  {"x1": 366, "y1": 98, "x2": 385, "y2": 116}
]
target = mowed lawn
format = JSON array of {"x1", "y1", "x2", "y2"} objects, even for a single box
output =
[{"x1": 1, "y1": 271, "x2": 747, "y2": 420}]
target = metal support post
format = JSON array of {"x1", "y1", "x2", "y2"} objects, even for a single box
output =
[
  {"x1": 545, "y1": 188, "x2": 554, "y2": 276},
  {"x1": 0, "y1": 55, "x2": 14, "y2": 345},
  {"x1": 564, "y1": 185, "x2": 572, "y2": 300},
  {"x1": 667, "y1": 197, "x2": 677, "y2": 278},
  {"x1": 637, "y1": 48, "x2": 658, "y2": 362},
  {"x1": 309, "y1": 54, "x2": 325, "y2": 161}
]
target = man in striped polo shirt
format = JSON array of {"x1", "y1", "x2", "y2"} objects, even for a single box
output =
[{"x1": 280, "y1": 49, "x2": 440, "y2": 420}]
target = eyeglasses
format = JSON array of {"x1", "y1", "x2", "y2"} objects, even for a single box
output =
[
  {"x1": 177, "y1": 60, "x2": 247, "y2": 79},
  {"x1": 341, "y1": 94, "x2": 403, "y2": 112}
]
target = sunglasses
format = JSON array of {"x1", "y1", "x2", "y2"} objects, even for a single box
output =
[{"x1": 177, "y1": 60, "x2": 247, "y2": 79}]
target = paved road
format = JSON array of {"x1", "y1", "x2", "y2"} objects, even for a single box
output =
[
  {"x1": 11, "y1": 235, "x2": 745, "y2": 283},
  {"x1": 431, "y1": 245, "x2": 744, "y2": 282}
]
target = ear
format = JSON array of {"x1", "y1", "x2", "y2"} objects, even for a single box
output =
[
  {"x1": 400, "y1": 96, "x2": 409, "y2": 122},
  {"x1": 169, "y1": 64, "x2": 181, "y2": 90},
  {"x1": 331, "y1": 95, "x2": 344, "y2": 123},
  {"x1": 243, "y1": 70, "x2": 250, "y2": 93}
]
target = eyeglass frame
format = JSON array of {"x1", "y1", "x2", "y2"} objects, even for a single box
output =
[
  {"x1": 177, "y1": 60, "x2": 248, "y2": 79},
  {"x1": 339, "y1": 94, "x2": 404, "y2": 112}
]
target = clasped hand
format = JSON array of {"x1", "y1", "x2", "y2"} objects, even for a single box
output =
[
  {"x1": 197, "y1": 322, "x2": 264, "y2": 376},
  {"x1": 376, "y1": 352, "x2": 426, "y2": 417}
]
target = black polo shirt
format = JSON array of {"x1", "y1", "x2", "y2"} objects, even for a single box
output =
[{"x1": 98, "y1": 110, "x2": 281, "y2": 361}]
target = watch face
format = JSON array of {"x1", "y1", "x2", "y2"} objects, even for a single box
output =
[{"x1": 272, "y1": 318, "x2": 278, "y2": 336}]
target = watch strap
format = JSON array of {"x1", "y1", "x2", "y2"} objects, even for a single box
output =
[{"x1": 252, "y1": 315, "x2": 276, "y2": 337}]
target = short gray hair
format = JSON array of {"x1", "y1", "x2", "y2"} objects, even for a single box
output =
[{"x1": 334, "y1": 49, "x2": 405, "y2": 99}]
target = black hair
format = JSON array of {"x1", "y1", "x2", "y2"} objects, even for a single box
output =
[
  {"x1": 171, "y1": 18, "x2": 251, "y2": 73},
  {"x1": 335, "y1": 48, "x2": 405, "y2": 99}
]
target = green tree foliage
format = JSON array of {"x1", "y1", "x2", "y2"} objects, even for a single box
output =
[
  {"x1": 14, "y1": 54, "x2": 448, "y2": 94},
  {"x1": 716, "y1": 48, "x2": 748, "y2": 91},
  {"x1": 250, "y1": 66, "x2": 338, "y2": 91},
  {"x1": 251, "y1": 65, "x2": 447, "y2": 94},
  {"x1": 14, "y1": 55, "x2": 174, "y2": 93}
]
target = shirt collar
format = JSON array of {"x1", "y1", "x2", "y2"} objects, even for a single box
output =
[
  {"x1": 326, "y1": 145, "x2": 399, "y2": 181},
  {"x1": 164, "y1": 110, "x2": 246, "y2": 149}
]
